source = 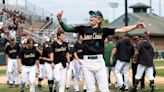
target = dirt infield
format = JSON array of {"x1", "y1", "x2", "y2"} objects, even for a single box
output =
[{"x1": 0, "y1": 66, "x2": 6, "y2": 70}]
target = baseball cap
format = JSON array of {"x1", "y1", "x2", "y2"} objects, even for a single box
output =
[
  {"x1": 89, "y1": 10, "x2": 103, "y2": 19},
  {"x1": 132, "y1": 36, "x2": 139, "y2": 40},
  {"x1": 34, "y1": 44, "x2": 38, "y2": 47},
  {"x1": 125, "y1": 33, "x2": 132, "y2": 38},
  {"x1": 107, "y1": 35, "x2": 113, "y2": 41},
  {"x1": 10, "y1": 37, "x2": 15, "y2": 41}
]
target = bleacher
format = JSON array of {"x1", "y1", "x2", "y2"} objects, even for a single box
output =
[{"x1": 0, "y1": 0, "x2": 57, "y2": 65}]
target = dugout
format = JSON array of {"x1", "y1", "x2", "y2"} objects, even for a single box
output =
[{"x1": 0, "y1": 48, "x2": 6, "y2": 65}]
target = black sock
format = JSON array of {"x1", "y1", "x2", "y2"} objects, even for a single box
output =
[
  {"x1": 48, "y1": 80, "x2": 54, "y2": 92},
  {"x1": 134, "y1": 79, "x2": 140, "y2": 89},
  {"x1": 150, "y1": 80, "x2": 155, "y2": 88},
  {"x1": 38, "y1": 78, "x2": 43, "y2": 86},
  {"x1": 21, "y1": 83, "x2": 25, "y2": 91}
]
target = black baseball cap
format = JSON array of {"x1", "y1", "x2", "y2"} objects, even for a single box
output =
[
  {"x1": 89, "y1": 10, "x2": 103, "y2": 19},
  {"x1": 10, "y1": 38, "x2": 15, "y2": 41},
  {"x1": 125, "y1": 33, "x2": 132, "y2": 38},
  {"x1": 107, "y1": 35, "x2": 113, "y2": 41}
]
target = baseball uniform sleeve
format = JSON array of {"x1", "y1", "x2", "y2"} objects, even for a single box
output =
[
  {"x1": 102, "y1": 28, "x2": 115, "y2": 38},
  {"x1": 51, "y1": 42, "x2": 55, "y2": 53}
]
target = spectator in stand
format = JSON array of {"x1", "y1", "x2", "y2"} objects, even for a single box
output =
[{"x1": 9, "y1": 27, "x2": 16, "y2": 40}]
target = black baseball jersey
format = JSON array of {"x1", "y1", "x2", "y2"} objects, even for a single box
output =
[
  {"x1": 68, "y1": 47, "x2": 75, "y2": 61},
  {"x1": 19, "y1": 47, "x2": 40, "y2": 66},
  {"x1": 116, "y1": 38, "x2": 134, "y2": 62},
  {"x1": 74, "y1": 26, "x2": 115, "y2": 55},
  {"x1": 51, "y1": 41, "x2": 68, "y2": 68},
  {"x1": 39, "y1": 51, "x2": 44, "y2": 64},
  {"x1": 137, "y1": 41, "x2": 154, "y2": 67},
  {"x1": 5, "y1": 44, "x2": 20, "y2": 59},
  {"x1": 74, "y1": 42, "x2": 84, "y2": 59},
  {"x1": 40, "y1": 46, "x2": 51, "y2": 64}
]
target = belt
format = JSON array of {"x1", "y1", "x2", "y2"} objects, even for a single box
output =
[
  {"x1": 88, "y1": 56, "x2": 98, "y2": 59},
  {"x1": 84, "y1": 54, "x2": 103, "y2": 60}
]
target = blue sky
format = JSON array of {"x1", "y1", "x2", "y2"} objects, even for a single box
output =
[{"x1": 5, "y1": 0, "x2": 164, "y2": 24}]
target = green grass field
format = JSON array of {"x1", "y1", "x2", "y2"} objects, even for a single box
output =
[
  {"x1": 154, "y1": 60, "x2": 164, "y2": 66},
  {"x1": 0, "y1": 60, "x2": 163, "y2": 92},
  {"x1": 156, "y1": 69, "x2": 164, "y2": 77},
  {"x1": 0, "y1": 70, "x2": 5, "y2": 76},
  {"x1": 0, "y1": 84, "x2": 164, "y2": 92}
]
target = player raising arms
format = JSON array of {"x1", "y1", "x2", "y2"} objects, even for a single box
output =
[{"x1": 57, "y1": 10, "x2": 145, "y2": 92}]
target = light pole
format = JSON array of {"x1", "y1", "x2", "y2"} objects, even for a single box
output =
[
  {"x1": 109, "y1": 2, "x2": 119, "y2": 21},
  {"x1": 125, "y1": 0, "x2": 128, "y2": 26}
]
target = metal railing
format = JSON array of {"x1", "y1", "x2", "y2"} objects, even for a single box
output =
[
  {"x1": 0, "y1": 0, "x2": 59, "y2": 43},
  {"x1": 0, "y1": 0, "x2": 53, "y2": 22}
]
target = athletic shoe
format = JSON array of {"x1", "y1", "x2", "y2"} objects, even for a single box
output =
[
  {"x1": 9, "y1": 84, "x2": 13, "y2": 88},
  {"x1": 141, "y1": 87, "x2": 146, "y2": 91},
  {"x1": 20, "y1": 90, "x2": 24, "y2": 92},
  {"x1": 129, "y1": 87, "x2": 137, "y2": 92},
  {"x1": 15, "y1": 84, "x2": 18, "y2": 87},
  {"x1": 66, "y1": 87, "x2": 70, "y2": 90},
  {"x1": 150, "y1": 87, "x2": 155, "y2": 92},
  {"x1": 38, "y1": 85, "x2": 42, "y2": 90},
  {"x1": 83, "y1": 89, "x2": 87, "y2": 92},
  {"x1": 7, "y1": 81, "x2": 9, "y2": 85},
  {"x1": 119, "y1": 84, "x2": 126, "y2": 91}
]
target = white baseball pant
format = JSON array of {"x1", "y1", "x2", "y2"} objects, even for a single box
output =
[
  {"x1": 66, "y1": 60, "x2": 75, "y2": 88},
  {"x1": 106, "y1": 66, "x2": 116, "y2": 84},
  {"x1": 82, "y1": 54, "x2": 110, "y2": 92},
  {"x1": 21, "y1": 65, "x2": 36, "y2": 92},
  {"x1": 74, "y1": 59, "x2": 86, "y2": 91},
  {"x1": 6, "y1": 69, "x2": 9, "y2": 83},
  {"x1": 7, "y1": 58, "x2": 18, "y2": 85},
  {"x1": 53, "y1": 62, "x2": 66, "y2": 92},
  {"x1": 115, "y1": 60, "x2": 130, "y2": 89},
  {"x1": 39, "y1": 64, "x2": 45, "y2": 79},
  {"x1": 44, "y1": 62, "x2": 53, "y2": 80},
  {"x1": 135, "y1": 64, "x2": 154, "y2": 80}
]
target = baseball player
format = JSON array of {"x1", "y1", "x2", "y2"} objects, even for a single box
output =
[
  {"x1": 20, "y1": 39, "x2": 29, "y2": 88},
  {"x1": 66, "y1": 43, "x2": 75, "y2": 90},
  {"x1": 39, "y1": 40, "x2": 54, "y2": 92},
  {"x1": 5, "y1": 38, "x2": 20, "y2": 87},
  {"x1": 57, "y1": 10, "x2": 145, "y2": 92},
  {"x1": 44, "y1": 29, "x2": 70, "y2": 92},
  {"x1": 3, "y1": 30, "x2": 11, "y2": 84},
  {"x1": 104, "y1": 35, "x2": 117, "y2": 87},
  {"x1": 115, "y1": 34, "x2": 134, "y2": 91},
  {"x1": 74, "y1": 34, "x2": 86, "y2": 92},
  {"x1": 19, "y1": 38, "x2": 40, "y2": 92},
  {"x1": 37, "y1": 44, "x2": 44, "y2": 89},
  {"x1": 131, "y1": 36, "x2": 145, "y2": 90},
  {"x1": 131, "y1": 35, "x2": 155, "y2": 92}
]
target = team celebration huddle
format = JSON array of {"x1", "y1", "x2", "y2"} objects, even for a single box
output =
[{"x1": 4, "y1": 10, "x2": 155, "y2": 92}]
